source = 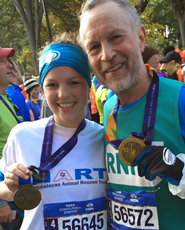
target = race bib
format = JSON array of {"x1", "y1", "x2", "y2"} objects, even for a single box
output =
[
  {"x1": 44, "y1": 197, "x2": 107, "y2": 230},
  {"x1": 107, "y1": 187, "x2": 159, "y2": 230}
]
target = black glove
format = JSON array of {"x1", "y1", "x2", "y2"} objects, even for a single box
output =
[{"x1": 131, "y1": 146, "x2": 184, "y2": 186}]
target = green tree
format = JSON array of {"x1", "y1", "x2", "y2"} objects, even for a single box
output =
[
  {"x1": 170, "y1": 0, "x2": 185, "y2": 49},
  {"x1": 147, "y1": 0, "x2": 181, "y2": 50},
  {"x1": 12, "y1": 0, "x2": 44, "y2": 74},
  {"x1": 46, "y1": 0, "x2": 84, "y2": 34}
]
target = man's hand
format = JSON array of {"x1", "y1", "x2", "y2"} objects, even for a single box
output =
[
  {"x1": 131, "y1": 146, "x2": 184, "y2": 186},
  {"x1": 0, "y1": 204, "x2": 13, "y2": 223}
]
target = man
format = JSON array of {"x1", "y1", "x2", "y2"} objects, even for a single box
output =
[
  {"x1": 159, "y1": 50, "x2": 182, "y2": 79},
  {"x1": 80, "y1": 0, "x2": 185, "y2": 229},
  {"x1": 162, "y1": 45, "x2": 175, "y2": 56},
  {"x1": 6, "y1": 59, "x2": 31, "y2": 121},
  {"x1": 0, "y1": 47, "x2": 22, "y2": 229}
]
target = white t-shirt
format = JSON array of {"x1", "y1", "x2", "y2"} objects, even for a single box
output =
[{"x1": 1, "y1": 118, "x2": 108, "y2": 230}]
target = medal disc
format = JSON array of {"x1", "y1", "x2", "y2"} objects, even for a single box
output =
[
  {"x1": 14, "y1": 184, "x2": 41, "y2": 210},
  {"x1": 118, "y1": 136, "x2": 145, "y2": 166}
]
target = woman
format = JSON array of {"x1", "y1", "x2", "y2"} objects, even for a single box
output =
[
  {"x1": 0, "y1": 36, "x2": 107, "y2": 229},
  {"x1": 142, "y1": 45, "x2": 161, "y2": 75},
  {"x1": 24, "y1": 78, "x2": 42, "y2": 120}
]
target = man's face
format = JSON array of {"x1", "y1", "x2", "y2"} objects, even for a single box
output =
[
  {"x1": 0, "y1": 57, "x2": 14, "y2": 87},
  {"x1": 80, "y1": 2, "x2": 146, "y2": 94},
  {"x1": 13, "y1": 62, "x2": 23, "y2": 85},
  {"x1": 168, "y1": 61, "x2": 180, "y2": 75}
]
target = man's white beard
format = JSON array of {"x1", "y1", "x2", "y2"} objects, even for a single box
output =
[{"x1": 106, "y1": 52, "x2": 143, "y2": 94}]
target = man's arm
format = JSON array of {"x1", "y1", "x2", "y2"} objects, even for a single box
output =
[
  {"x1": 169, "y1": 154, "x2": 185, "y2": 198},
  {"x1": 132, "y1": 85, "x2": 185, "y2": 199}
]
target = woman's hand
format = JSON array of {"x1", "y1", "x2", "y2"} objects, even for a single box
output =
[{"x1": 4, "y1": 163, "x2": 33, "y2": 193}]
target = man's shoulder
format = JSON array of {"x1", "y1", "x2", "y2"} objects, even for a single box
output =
[
  {"x1": 7, "y1": 87, "x2": 24, "y2": 98},
  {"x1": 159, "y1": 76, "x2": 184, "y2": 87}
]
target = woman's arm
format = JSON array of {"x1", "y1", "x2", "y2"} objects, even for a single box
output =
[{"x1": 29, "y1": 110, "x2": 35, "y2": 121}]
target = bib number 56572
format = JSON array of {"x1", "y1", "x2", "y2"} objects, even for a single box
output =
[{"x1": 109, "y1": 200, "x2": 158, "y2": 229}]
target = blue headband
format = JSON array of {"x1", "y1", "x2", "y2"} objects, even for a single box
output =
[{"x1": 39, "y1": 43, "x2": 91, "y2": 88}]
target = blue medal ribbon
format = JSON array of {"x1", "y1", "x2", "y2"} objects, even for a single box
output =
[
  {"x1": 107, "y1": 67, "x2": 159, "y2": 150},
  {"x1": 19, "y1": 115, "x2": 86, "y2": 184}
]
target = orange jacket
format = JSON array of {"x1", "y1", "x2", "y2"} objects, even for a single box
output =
[
  {"x1": 178, "y1": 68, "x2": 184, "y2": 83},
  {"x1": 19, "y1": 84, "x2": 27, "y2": 100}
]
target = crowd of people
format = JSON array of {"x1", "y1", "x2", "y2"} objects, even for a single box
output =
[{"x1": 0, "y1": 0, "x2": 185, "y2": 229}]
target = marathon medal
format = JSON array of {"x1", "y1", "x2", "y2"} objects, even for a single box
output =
[
  {"x1": 118, "y1": 135, "x2": 145, "y2": 166},
  {"x1": 106, "y1": 65, "x2": 159, "y2": 166},
  {"x1": 14, "y1": 184, "x2": 41, "y2": 210}
]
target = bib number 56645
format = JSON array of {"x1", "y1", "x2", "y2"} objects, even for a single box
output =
[{"x1": 63, "y1": 213, "x2": 104, "y2": 230}]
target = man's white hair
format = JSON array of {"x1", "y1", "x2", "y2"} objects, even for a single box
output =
[{"x1": 79, "y1": 0, "x2": 141, "y2": 37}]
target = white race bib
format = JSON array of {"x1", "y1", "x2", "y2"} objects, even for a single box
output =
[
  {"x1": 44, "y1": 197, "x2": 107, "y2": 230},
  {"x1": 108, "y1": 187, "x2": 159, "y2": 230}
]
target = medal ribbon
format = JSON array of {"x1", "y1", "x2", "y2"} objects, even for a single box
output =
[
  {"x1": 0, "y1": 95, "x2": 21, "y2": 123},
  {"x1": 105, "y1": 64, "x2": 159, "y2": 149},
  {"x1": 19, "y1": 115, "x2": 86, "y2": 184},
  {"x1": 159, "y1": 68, "x2": 168, "y2": 78}
]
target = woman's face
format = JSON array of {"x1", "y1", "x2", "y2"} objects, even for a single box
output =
[
  {"x1": 30, "y1": 86, "x2": 40, "y2": 99},
  {"x1": 43, "y1": 66, "x2": 90, "y2": 128},
  {"x1": 147, "y1": 54, "x2": 161, "y2": 75}
]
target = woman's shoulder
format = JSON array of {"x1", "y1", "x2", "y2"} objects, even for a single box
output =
[
  {"x1": 85, "y1": 120, "x2": 103, "y2": 135},
  {"x1": 25, "y1": 99, "x2": 32, "y2": 106},
  {"x1": 10, "y1": 117, "x2": 50, "y2": 136}
]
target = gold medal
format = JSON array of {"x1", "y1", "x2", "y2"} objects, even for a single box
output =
[
  {"x1": 14, "y1": 184, "x2": 41, "y2": 210},
  {"x1": 118, "y1": 135, "x2": 145, "y2": 166}
]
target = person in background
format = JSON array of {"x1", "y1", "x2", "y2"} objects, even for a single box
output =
[
  {"x1": 24, "y1": 78, "x2": 42, "y2": 121},
  {"x1": 0, "y1": 34, "x2": 107, "y2": 230},
  {"x1": 162, "y1": 45, "x2": 175, "y2": 56},
  {"x1": 0, "y1": 47, "x2": 23, "y2": 230},
  {"x1": 6, "y1": 59, "x2": 31, "y2": 121},
  {"x1": 89, "y1": 85, "x2": 100, "y2": 123},
  {"x1": 33, "y1": 76, "x2": 43, "y2": 100},
  {"x1": 92, "y1": 75, "x2": 101, "y2": 93},
  {"x1": 176, "y1": 49, "x2": 185, "y2": 82},
  {"x1": 142, "y1": 45, "x2": 161, "y2": 74},
  {"x1": 162, "y1": 46, "x2": 179, "y2": 80},
  {"x1": 40, "y1": 98, "x2": 53, "y2": 118},
  {"x1": 181, "y1": 64, "x2": 185, "y2": 82},
  {"x1": 19, "y1": 73, "x2": 32, "y2": 100},
  {"x1": 95, "y1": 85, "x2": 108, "y2": 125},
  {"x1": 79, "y1": 0, "x2": 185, "y2": 229},
  {"x1": 159, "y1": 51, "x2": 182, "y2": 78}
]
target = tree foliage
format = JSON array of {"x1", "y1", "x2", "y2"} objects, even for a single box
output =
[
  {"x1": 46, "y1": 0, "x2": 83, "y2": 34},
  {"x1": 12, "y1": 0, "x2": 44, "y2": 75},
  {"x1": 0, "y1": 0, "x2": 28, "y2": 73},
  {"x1": 170, "y1": 0, "x2": 185, "y2": 49},
  {"x1": 0, "y1": 0, "x2": 185, "y2": 73}
]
